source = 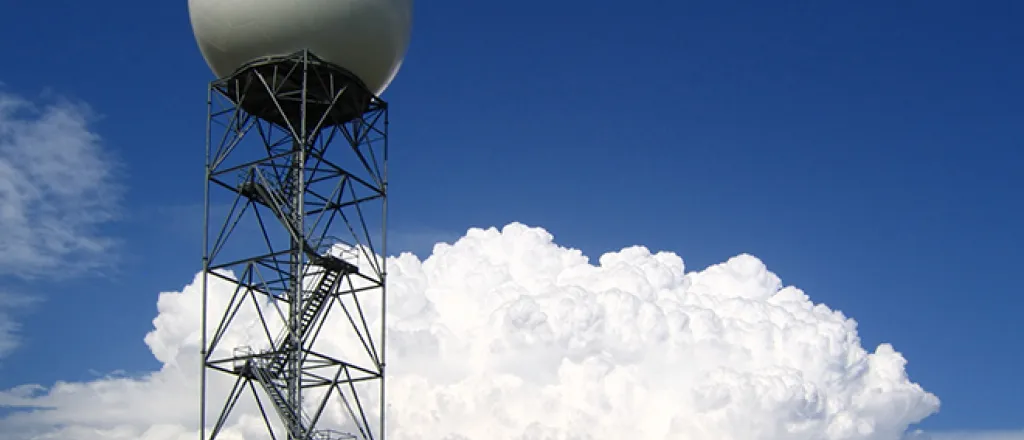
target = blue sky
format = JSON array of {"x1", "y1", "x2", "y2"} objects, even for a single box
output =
[{"x1": 0, "y1": 0, "x2": 1021, "y2": 436}]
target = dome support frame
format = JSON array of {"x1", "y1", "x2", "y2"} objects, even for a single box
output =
[{"x1": 200, "y1": 49, "x2": 390, "y2": 440}]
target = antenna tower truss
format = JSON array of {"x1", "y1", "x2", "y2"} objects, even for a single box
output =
[{"x1": 200, "y1": 50, "x2": 388, "y2": 440}]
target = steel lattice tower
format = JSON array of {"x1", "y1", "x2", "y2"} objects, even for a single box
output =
[{"x1": 200, "y1": 50, "x2": 388, "y2": 440}]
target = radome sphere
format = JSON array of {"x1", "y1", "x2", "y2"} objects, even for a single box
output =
[{"x1": 188, "y1": 0, "x2": 412, "y2": 96}]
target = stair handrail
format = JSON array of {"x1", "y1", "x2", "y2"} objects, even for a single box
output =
[
  {"x1": 232, "y1": 346, "x2": 255, "y2": 373},
  {"x1": 236, "y1": 167, "x2": 287, "y2": 202},
  {"x1": 316, "y1": 236, "x2": 360, "y2": 267},
  {"x1": 262, "y1": 258, "x2": 353, "y2": 378},
  {"x1": 311, "y1": 429, "x2": 358, "y2": 440},
  {"x1": 268, "y1": 266, "x2": 336, "y2": 347},
  {"x1": 267, "y1": 240, "x2": 359, "y2": 353},
  {"x1": 249, "y1": 357, "x2": 321, "y2": 437}
]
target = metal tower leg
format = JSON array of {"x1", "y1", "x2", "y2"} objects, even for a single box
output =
[{"x1": 200, "y1": 50, "x2": 388, "y2": 440}]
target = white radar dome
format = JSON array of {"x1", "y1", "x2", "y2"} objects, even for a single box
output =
[{"x1": 188, "y1": 0, "x2": 412, "y2": 96}]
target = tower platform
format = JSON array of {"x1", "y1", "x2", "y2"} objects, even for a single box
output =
[{"x1": 213, "y1": 51, "x2": 381, "y2": 129}]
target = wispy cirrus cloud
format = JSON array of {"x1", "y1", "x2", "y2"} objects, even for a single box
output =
[
  {"x1": 0, "y1": 87, "x2": 122, "y2": 359},
  {"x1": 0, "y1": 293, "x2": 38, "y2": 362},
  {"x1": 0, "y1": 89, "x2": 122, "y2": 279}
]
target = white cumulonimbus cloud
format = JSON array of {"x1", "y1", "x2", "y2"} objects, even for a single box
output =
[{"x1": 0, "y1": 223, "x2": 942, "y2": 439}]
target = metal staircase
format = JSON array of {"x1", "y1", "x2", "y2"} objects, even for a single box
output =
[
  {"x1": 248, "y1": 359, "x2": 358, "y2": 440},
  {"x1": 238, "y1": 170, "x2": 358, "y2": 273},
  {"x1": 234, "y1": 167, "x2": 362, "y2": 439},
  {"x1": 249, "y1": 362, "x2": 308, "y2": 437},
  {"x1": 238, "y1": 260, "x2": 358, "y2": 439},
  {"x1": 265, "y1": 264, "x2": 348, "y2": 376}
]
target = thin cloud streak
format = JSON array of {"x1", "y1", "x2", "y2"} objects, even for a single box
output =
[{"x1": 0, "y1": 90, "x2": 123, "y2": 280}]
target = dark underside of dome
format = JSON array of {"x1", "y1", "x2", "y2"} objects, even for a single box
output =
[{"x1": 212, "y1": 51, "x2": 381, "y2": 130}]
